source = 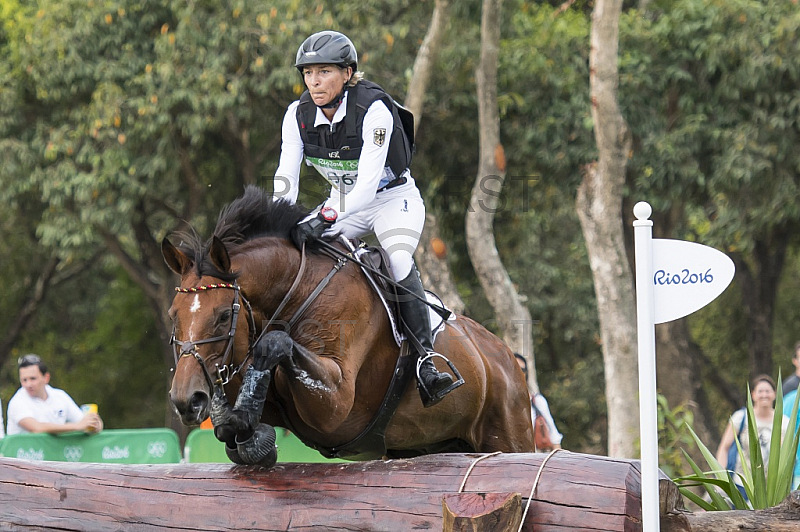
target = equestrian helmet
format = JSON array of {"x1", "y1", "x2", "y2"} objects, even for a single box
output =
[{"x1": 295, "y1": 31, "x2": 358, "y2": 72}]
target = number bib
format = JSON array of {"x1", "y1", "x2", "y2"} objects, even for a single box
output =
[{"x1": 307, "y1": 156, "x2": 359, "y2": 193}]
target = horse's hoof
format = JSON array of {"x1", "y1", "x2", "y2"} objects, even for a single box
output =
[
  {"x1": 214, "y1": 424, "x2": 236, "y2": 445},
  {"x1": 224, "y1": 442, "x2": 247, "y2": 465},
  {"x1": 236, "y1": 423, "x2": 278, "y2": 467}
]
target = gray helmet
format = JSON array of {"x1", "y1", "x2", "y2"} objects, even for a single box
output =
[{"x1": 295, "y1": 31, "x2": 358, "y2": 72}]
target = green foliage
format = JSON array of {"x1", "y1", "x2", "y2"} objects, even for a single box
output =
[
  {"x1": 500, "y1": 3, "x2": 594, "y2": 186},
  {"x1": 674, "y1": 379, "x2": 800, "y2": 510},
  {"x1": 547, "y1": 357, "x2": 606, "y2": 453},
  {"x1": 622, "y1": 0, "x2": 800, "y2": 247},
  {"x1": 689, "y1": 282, "x2": 750, "y2": 421},
  {"x1": 772, "y1": 249, "x2": 800, "y2": 378},
  {"x1": 656, "y1": 395, "x2": 696, "y2": 478},
  {"x1": 63, "y1": 270, "x2": 168, "y2": 429}
]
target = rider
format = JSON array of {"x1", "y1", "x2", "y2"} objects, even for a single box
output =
[{"x1": 273, "y1": 30, "x2": 462, "y2": 407}]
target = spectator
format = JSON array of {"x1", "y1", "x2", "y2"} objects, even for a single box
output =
[
  {"x1": 781, "y1": 341, "x2": 800, "y2": 396},
  {"x1": 513, "y1": 353, "x2": 563, "y2": 449},
  {"x1": 715, "y1": 374, "x2": 789, "y2": 499},
  {"x1": 782, "y1": 387, "x2": 800, "y2": 490},
  {"x1": 6, "y1": 354, "x2": 103, "y2": 435}
]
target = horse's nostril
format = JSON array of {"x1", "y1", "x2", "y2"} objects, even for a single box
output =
[{"x1": 188, "y1": 392, "x2": 210, "y2": 415}]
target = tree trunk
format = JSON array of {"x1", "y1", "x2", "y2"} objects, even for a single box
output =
[
  {"x1": 731, "y1": 229, "x2": 789, "y2": 380},
  {"x1": 656, "y1": 320, "x2": 721, "y2": 451},
  {"x1": 404, "y1": 0, "x2": 450, "y2": 134},
  {"x1": 576, "y1": 0, "x2": 638, "y2": 458},
  {"x1": 417, "y1": 213, "x2": 465, "y2": 314},
  {"x1": 404, "y1": 0, "x2": 465, "y2": 315},
  {"x1": 466, "y1": 0, "x2": 538, "y2": 389}
]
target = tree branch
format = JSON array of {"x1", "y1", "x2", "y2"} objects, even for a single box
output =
[
  {"x1": 0, "y1": 255, "x2": 60, "y2": 364},
  {"x1": 97, "y1": 227, "x2": 161, "y2": 303}
]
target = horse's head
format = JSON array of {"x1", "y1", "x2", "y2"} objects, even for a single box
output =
[{"x1": 162, "y1": 236, "x2": 255, "y2": 426}]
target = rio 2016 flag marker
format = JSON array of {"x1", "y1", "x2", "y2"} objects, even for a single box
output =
[{"x1": 633, "y1": 201, "x2": 734, "y2": 532}]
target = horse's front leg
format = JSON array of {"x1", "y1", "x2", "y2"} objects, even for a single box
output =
[
  {"x1": 210, "y1": 330, "x2": 294, "y2": 467},
  {"x1": 277, "y1": 339, "x2": 354, "y2": 434}
]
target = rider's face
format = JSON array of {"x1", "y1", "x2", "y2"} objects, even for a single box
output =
[{"x1": 302, "y1": 64, "x2": 351, "y2": 107}]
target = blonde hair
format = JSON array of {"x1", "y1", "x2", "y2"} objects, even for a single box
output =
[{"x1": 348, "y1": 70, "x2": 364, "y2": 87}]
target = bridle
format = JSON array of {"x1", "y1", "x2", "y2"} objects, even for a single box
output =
[
  {"x1": 169, "y1": 282, "x2": 257, "y2": 389},
  {"x1": 169, "y1": 244, "x2": 348, "y2": 392}
]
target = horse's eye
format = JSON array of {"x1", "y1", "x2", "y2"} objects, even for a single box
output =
[{"x1": 219, "y1": 310, "x2": 232, "y2": 323}]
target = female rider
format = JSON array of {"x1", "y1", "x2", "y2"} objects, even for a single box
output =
[{"x1": 273, "y1": 30, "x2": 461, "y2": 407}]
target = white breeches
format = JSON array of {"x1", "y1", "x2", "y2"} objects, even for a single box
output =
[{"x1": 330, "y1": 184, "x2": 425, "y2": 280}]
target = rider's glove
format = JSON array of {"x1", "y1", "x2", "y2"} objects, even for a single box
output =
[{"x1": 290, "y1": 207, "x2": 337, "y2": 249}]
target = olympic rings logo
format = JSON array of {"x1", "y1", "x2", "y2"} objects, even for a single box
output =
[
  {"x1": 147, "y1": 440, "x2": 168, "y2": 457},
  {"x1": 63, "y1": 446, "x2": 84, "y2": 462}
]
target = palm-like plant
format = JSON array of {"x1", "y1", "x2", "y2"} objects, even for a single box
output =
[{"x1": 674, "y1": 375, "x2": 800, "y2": 510}]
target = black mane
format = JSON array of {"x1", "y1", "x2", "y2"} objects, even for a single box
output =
[
  {"x1": 173, "y1": 186, "x2": 311, "y2": 281},
  {"x1": 215, "y1": 185, "x2": 310, "y2": 244}
]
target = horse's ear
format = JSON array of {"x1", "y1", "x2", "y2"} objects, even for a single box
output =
[
  {"x1": 209, "y1": 236, "x2": 231, "y2": 273},
  {"x1": 162, "y1": 238, "x2": 193, "y2": 275}
]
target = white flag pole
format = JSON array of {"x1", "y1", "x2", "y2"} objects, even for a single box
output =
[{"x1": 633, "y1": 201, "x2": 660, "y2": 532}]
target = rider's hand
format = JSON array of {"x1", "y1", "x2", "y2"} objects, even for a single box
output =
[{"x1": 290, "y1": 208, "x2": 337, "y2": 249}]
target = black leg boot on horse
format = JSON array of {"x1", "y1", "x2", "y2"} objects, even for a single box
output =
[
  {"x1": 398, "y1": 264, "x2": 465, "y2": 407},
  {"x1": 210, "y1": 331, "x2": 293, "y2": 466}
]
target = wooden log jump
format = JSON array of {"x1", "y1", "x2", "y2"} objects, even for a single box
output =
[
  {"x1": 4, "y1": 448, "x2": 798, "y2": 530},
  {"x1": 1, "y1": 451, "x2": 649, "y2": 531}
]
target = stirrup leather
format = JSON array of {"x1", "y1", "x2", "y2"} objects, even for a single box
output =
[{"x1": 416, "y1": 352, "x2": 465, "y2": 407}]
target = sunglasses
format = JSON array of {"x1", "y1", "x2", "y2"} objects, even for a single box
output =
[{"x1": 17, "y1": 354, "x2": 42, "y2": 367}]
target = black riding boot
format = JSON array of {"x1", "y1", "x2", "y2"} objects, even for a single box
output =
[{"x1": 397, "y1": 265, "x2": 462, "y2": 407}]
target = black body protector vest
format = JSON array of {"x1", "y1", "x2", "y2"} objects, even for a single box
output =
[{"x1": 296, "y1": 80, "x2": 415, "y2": 195}]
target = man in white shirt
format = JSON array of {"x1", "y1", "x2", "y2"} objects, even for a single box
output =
[{"x1": 6, "y1": 354, "x2": 103, "y2": 435}]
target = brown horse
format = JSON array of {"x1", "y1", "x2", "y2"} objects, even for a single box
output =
[{"x1": 163, "y1": 186, "x2": 534, "y2": 465}]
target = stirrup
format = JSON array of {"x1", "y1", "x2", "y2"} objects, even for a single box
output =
[{"x1": 416, "y1": 352, "x2": 465, "y2": 408}]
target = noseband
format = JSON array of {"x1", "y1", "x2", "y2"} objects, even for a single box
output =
[{"x1": 169, "y1": 282, "x2": 256, "y2": 389}]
